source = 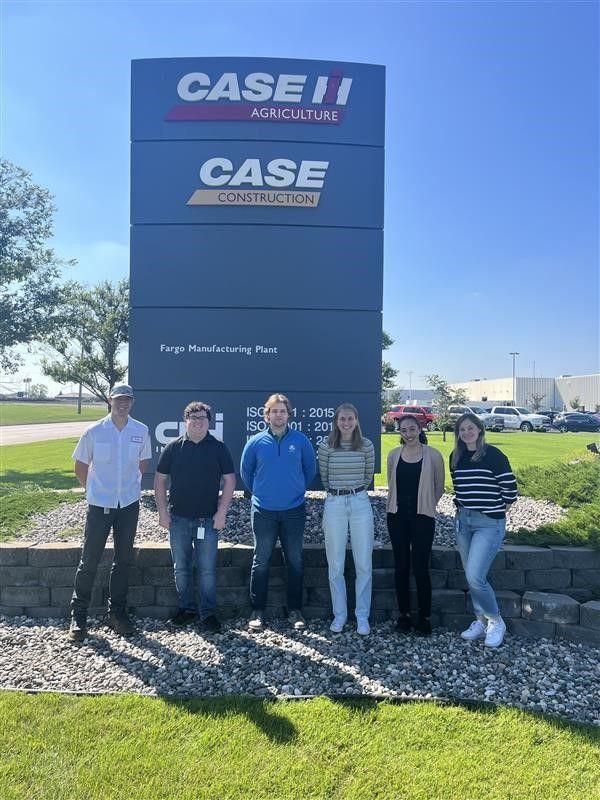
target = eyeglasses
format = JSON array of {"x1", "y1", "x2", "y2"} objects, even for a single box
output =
[{"x1": 187, "y1": 415, "x2": 209, "y2": 422}]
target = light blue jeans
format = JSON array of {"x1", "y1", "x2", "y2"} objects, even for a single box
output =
[
  {"x1": 455, "y1": 507, "x2": 505, "y2": 619},
  {"x1": 323, "y1": 491, "x2": 374, "y2": 622},
  {"x1": 169, "y1": 515, "x2": 218, "y2": 619}
]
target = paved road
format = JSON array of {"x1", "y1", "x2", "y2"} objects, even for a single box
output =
[{"x1": 0, "y1": 421, "x2": 92, "y2": 446}]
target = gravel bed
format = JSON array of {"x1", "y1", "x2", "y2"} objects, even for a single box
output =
[
  {"x1": 25, "y1": 490, "x2": 566, "y2": 547},
  {"x1": 0, "y1": 616, "x2": 597, "y2": 726}
]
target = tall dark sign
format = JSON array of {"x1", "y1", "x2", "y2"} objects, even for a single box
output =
[{"x1": 130, "y1": 57, "x2": 385, "y2": 484}]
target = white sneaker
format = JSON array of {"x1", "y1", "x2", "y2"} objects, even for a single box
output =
[
  {"x1": 460, "y1": 620, "x2": 486, "y2": 641},
  {"x1": 485, "y1": 616, "x2": 506, "y2": 648},
  {"x1": 329, "y1": 616, "x2": 346, "y2": 633},
  {"x1": 356, "y1": 619, "x2": 370, "y2": 636}
]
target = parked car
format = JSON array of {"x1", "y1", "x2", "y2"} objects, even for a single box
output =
[
  {"x1": 488, "y1": 406, "x2": 551, "y2": 432},
  {"x1": 447, "y1": 405, "x2": 505, "y2": 432},
  {"x1": 538, "y1": 409, "x2": 560, "y2": 423},
  {"x1": 387, "y1": 404, "x2": 437, "y2": 431},
  {"x1": 552, "y1": 412, "x2": 600, "y2": 433}
]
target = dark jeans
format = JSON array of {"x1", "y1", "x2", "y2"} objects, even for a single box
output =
[
  {"x1": 250, "y1": 503, "x2": 306, "y2": 611},
  {"x1": 70, "y1": 501, "x2": 139, "y2": 618},
  {"x1": 387, "y1": 510, "x2": 435, "y2": 617}
]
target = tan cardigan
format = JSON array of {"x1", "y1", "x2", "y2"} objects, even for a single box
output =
[{"x1": 386, "y1": 444, "x2": 445, "y2": 518}]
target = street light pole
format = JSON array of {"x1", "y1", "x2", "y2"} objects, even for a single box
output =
[
  {"x1": 407, "y1": 371, "x2": 414, "y2": 402},
  {"x1": 509, "y1": 352, "x2": 519, "y2": 406}
]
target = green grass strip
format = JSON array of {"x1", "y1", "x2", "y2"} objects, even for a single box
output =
[
  {"x1": 0, "y1": 693, "x2": 597, "y2": 800},
  {"x1": 0, "y1": 403, "x2": 105, "y2": 426}
]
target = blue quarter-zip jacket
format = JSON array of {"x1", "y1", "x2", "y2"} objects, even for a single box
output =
[{"x1": 240, "y1": 427, "x2": 317, "y2": 510}]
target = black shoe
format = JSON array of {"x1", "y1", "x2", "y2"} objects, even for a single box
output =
[
  {"x1": 106, "y1": 611, "x2": 136, "y2": 636},
  {"x1": 68, "y1": 617, "x2": 87, "y2": 642},
  {"x1": 201, "y1": 615, "x2": 222, "y2": 633},
  {"x1": 414, "y1": 616, "x2": 432, "y2": 636},
  {"x1": 395, "y1": 615, "x2": 411, "y2": 633},
  {"x1": 169, "y1": 609, "x2": 198, "y2": 627}
]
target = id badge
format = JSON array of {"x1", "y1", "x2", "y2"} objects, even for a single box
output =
[{"x1": 197, "y1": 526, "x2": 205, "y2": 540}]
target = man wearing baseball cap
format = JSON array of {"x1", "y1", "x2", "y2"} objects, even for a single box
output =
[{"x1": 68, "y1": 384, "x2": 151, "y2": 641}]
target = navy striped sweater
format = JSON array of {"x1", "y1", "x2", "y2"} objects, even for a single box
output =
[{"x1": 449, "y1": 445, "x2": 517, "y2": 518}]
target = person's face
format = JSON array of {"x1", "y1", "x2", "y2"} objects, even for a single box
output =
[
  {"x1": 399, "y1": 419, "x2": 420, "y2": 444},
  {"x1": 185, "y1": 409, "x2": 210, "y2": 437},
  {"x1": 110, "y1": 395, "x2": 133, "y2": 418},
  {"x1": 458, "y1": 419, "x2": 480, "y2": 448},
  {"x1": 266, "y1": 402, "x2": 289, "y2": 431},
  {"x1": 337, "y1": 409, "x2": 357, "y2": 437}
]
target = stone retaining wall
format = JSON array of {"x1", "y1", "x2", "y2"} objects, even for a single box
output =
[{"x1": 1, "y1": 542, "x2": 599, "y2": 645}]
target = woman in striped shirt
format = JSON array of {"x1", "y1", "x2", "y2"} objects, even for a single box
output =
[
  {"x1": 318, "y1": 403, "x2": 375, "y2": 636},
  {"x1": 450, "y1": 413, "x2": 517, "y2": 648}
]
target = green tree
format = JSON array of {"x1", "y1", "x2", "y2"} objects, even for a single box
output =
[
  {"x1": 426, "y1": 373, "x2": 468, "y2": 441},
  {"x1": 569, "y1": 396, "x2": 582, "y2": 411},
  {"x1": 0, "y1": 159, "x2": 72, "y2": 372},
  {"x1": 41, "y1": 280, "x2": 129, "y2": 405},
  {"x1": 381, "y1": 330, "x2": 399, "y2": 416},
  {"x1": 528, "y1": 392, "x2": 546, "y2": 411},
  {"x1": 29, "y1": 383, "x2": 48, "y2": 399}
]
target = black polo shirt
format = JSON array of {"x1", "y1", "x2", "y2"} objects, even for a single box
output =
[{"x1": 156, "y1": 433, "x2": 235, "y2": 519}]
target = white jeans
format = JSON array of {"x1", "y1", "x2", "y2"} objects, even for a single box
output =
[{"x1": 323, "y1": 491, "x2": 374, "y2": 622}]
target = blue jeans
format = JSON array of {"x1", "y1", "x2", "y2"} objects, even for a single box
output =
[
  {"x1": 250, "y1": 503, "x2": 306, "y2": 611},
  {"x1": 169, "y1": 515, "x2": 218, "y2": 619},
  {"x1": 323, "y1": 491, "x2": 374, "y2": 622},
  {"x1": 455, "y1": 507, "x2": 505, "y2": 619}
]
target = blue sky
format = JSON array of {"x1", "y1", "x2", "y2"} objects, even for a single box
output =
[{"x1": 3, "y1": 0, "x2": 598, "y2": 393}]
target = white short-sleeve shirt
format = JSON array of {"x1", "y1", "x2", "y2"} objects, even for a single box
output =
[{"x1": 73, "y1": 415, "x2": 152, "y2": 508}]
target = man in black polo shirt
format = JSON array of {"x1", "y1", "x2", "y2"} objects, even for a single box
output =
[{"x1": 154, "y1": 401, "x2": 235, "y2": 632}]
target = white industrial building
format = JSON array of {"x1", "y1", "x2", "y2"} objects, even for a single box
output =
[{"x1": 449, "y1": 374, "x2": 600, "y2": 412}]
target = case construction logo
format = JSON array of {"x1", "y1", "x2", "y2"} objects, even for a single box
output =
[
  {"x1": 166, "y1": 68, "x2": 353, "y2": 125},
  {"x1": 186, "y1": 156, "x2": 329, "y2": 208}
]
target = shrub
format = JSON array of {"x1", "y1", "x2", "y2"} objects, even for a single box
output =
[
  {"x1": 515, "y1": 453, "x2": 599, "y2": 508},
  {"x1": 508, "y1": 501, "x2": 600, "y2": 549}
]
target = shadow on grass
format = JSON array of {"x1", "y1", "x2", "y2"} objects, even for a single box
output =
[
  {"x1": 1, "y1": 469, "x2": 78, "y2": 490},
  {"x1": 162, "y1": 694, "x2": 299, "y2": 744},
  {"x1": 80, "y1": 629, "x2": 300, "y2": 744},
  {"x1": 326, "y1": 694, "x2": 600, "y2": 743}
]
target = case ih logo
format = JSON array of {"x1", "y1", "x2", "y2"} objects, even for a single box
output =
[
  {"x1": 165, "y1": 69, "x2": 352, "y2": 125},
  {"x1": 186, "y1": 157, "x2": 329, "y2": 208}
]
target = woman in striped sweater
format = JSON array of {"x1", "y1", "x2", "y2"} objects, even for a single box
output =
[
  {"x1": 318, "y1": 403, "x2": 375, "y2": 636},
  {"x1": 450, "y1": 413, "x2": 517, "y2": 648}
]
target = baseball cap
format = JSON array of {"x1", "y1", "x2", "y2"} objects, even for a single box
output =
[{"x1": 109, "y1": 384, "x2": 134, "y2": 398}]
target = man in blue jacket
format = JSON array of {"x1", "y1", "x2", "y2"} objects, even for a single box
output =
[{"x1": 241, "y1": 393, "x2": 316, "y2": 632}]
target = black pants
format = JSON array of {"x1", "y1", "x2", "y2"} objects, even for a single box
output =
[
  {"x1": 70, "y1": 501, "x2": 139, "y2": 618},
  {"x1": 387, "y1": 510, "x2": 435, "y2": 617}
]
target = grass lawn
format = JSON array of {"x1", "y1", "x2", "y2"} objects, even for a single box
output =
[
  {"x1": 0, "y1": 403, "x2": 105, "y2": 426},
  {"x1": 0, "y1": 693, "x2": 597, "y2": 800},
  {"x1": 375, "y1": 431, "x2": 600, "y2": 488},
  {"x1": 0, "y1": 438, "x2": 81, "y2": 542},
  {"x1": 0, "y1": 438, "x2": 79, "y2": 489}
]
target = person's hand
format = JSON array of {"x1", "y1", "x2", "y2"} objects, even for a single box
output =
[
  {"x1": 212, "y1": 510, "x2": 227, "y2": 531},
  {"x1": 158, "y1": 511, "x2": 171, "y2": 529}
]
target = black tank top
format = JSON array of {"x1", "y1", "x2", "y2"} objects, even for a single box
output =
[{"x1": 395, "y1": 457, "x2": 422, "y2": 515}]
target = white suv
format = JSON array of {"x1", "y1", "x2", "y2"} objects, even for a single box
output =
[
  {"x1": 448, "y1": 405, "x2": 505, "y2": 432},
  {"x1": 489, "y1": 406, "x2": 551, "y2": 432}
]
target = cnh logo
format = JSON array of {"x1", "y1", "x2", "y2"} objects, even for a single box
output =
[
  {"x1": 187, "y1": 157, "x2": 329, "y2": 208},
  {"x1": 165, "y1": 69, "x2": 352, "y2": 125},
  {"x1": 155, "y1": 413, "x2": 224, "y2": 449}
]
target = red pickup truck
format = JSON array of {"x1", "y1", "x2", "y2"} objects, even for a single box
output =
[{"x1": 387, "y1": 404, "x2": 438, "y2": 431}]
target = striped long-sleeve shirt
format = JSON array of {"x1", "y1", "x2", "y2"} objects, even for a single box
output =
[
  {"x1": 318, "y1": 439, "x2": 375, "y2": 491},
  {"x1": 449, "y1": 445, "x2": 517, "y2": 518}
]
